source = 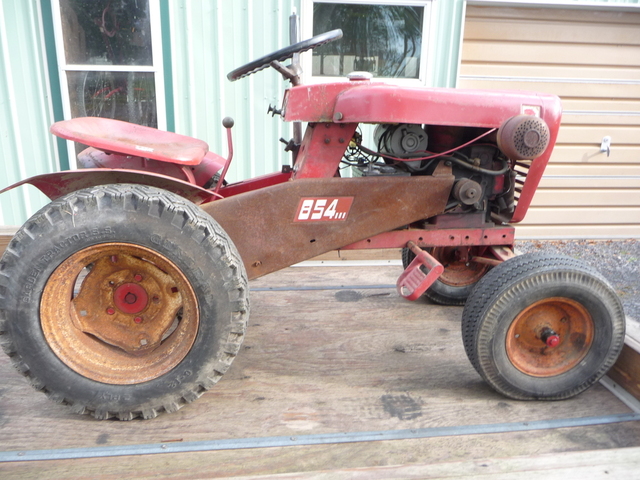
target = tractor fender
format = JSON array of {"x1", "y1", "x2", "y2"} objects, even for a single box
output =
[{"x1": 0, "y1": 168, "x2": 218, "y2": 205}]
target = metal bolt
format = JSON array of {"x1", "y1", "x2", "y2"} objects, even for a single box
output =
[
  {"x1": 134, "y1": 274, "x2": 143, "y2": 282},
  {"x1": 152, "y1": 296, "x2": 160, "y2": 304},
  {"x1": 140, "y1": 338, "x2": 148, "y2": 346},
  {"x1": 134, "y1": 316, "x2": 143, "y2": 324},
  {"x1": 106, "y1": 307, "x2": 116, "y2": 315},
  {"x1": 80, "y1": 310, "x2": 88, "y2": 317}
]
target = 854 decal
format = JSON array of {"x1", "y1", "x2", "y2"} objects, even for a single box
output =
[{"x1": 295, "y1": 197, "x2": 354, "y2": 222}]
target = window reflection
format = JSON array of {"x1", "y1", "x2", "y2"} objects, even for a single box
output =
[
  {"x1": 60, "y1": 0, "x2": 152, "y2": 66},
  {"x1": 312, "y1": 4, "x2": 424, "y2": 78},
  {"x1": 67, "y1": 71, "x2": 157, "y2": 127}
]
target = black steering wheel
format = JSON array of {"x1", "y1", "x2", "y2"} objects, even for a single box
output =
[{"x1": 227, "y1": 29, "x2": 343, "y2": 82}]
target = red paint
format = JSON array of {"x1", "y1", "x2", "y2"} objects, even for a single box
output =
[
  {"x1": 294, "y1": 197, "x2": 354, "y2": 222},
  {"x1": 114, "y1": 283, "x2": 148, "y2": 315},
  {"x1": 341, "y1": 226, "x2": 515, "y2": 250},
  {"x1": 397, "y1": 243, "x2": 445, "y2": 301},
  {"x1": 546, "y1": 335, "x2": 561, "y2": 348},
  {"x1": 51, "y1": 117, "x2": 208, "y2": 165}
]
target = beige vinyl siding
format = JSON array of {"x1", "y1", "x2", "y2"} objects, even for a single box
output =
[{"x1": 459, "y1": 5, "x2": 640, "y2": 239}]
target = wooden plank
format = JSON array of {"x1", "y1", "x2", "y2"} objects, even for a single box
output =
[
  {"x1": 224, "y1": 446, "x2": 640, "y2": 479},
  {"x1": 556, "y1": 126, "x2": 640, "y2": 146},
  {"x1": 531, "y1": 189, "x2": 640, "y2": 207},
  {"x1": 464, "y1": 16, "x2": 640, "y2": 45},
  {"x1": 460, "y1": 64, "x2": 640, "y2": 83},
  {"x1": 608, "y1": 317, "x2": 640, "y2": 401},
  {"x1": 0, "y1": 226, "x2": 18, "y2": 257},
  {"x1": 461, "y1": 41, "x2": 640, "y2": 68},
  {"x1": 558, "y1": 99, "x2": 640, "y2": 114},
  {"x1": 523, "y1": 206, "x2": 640, "y2": 225},
  {"x1": 0, "y1": 265, "x2": 638, "y2": 478},
  {"x1": 561, "y1": 114, "x2": 640, "y2": 127},
  {"x1": 543, "y1": 164, "x2": 640, "y2": 176},
  {"x1": 538, "y1": 176, "x2": 640, "y2": 188},
  {"x1": 515, "y1": 224, "x2": 640, "y2": 239},
  {"x1": 457, "y1": 77, "x2": 640, "y2": 100},
  {"x1": 550, "y1": 146, "x2": 640, "y2": 164},
  {"x1": 3, "y1": 426, "x2": 640, "y2": 479},
  {"x1": 467, "y1": 5, "x2": 640, "y2": 25},
  {"x1": 309, "y1": 248, "x2": 401, "y2": 262}
]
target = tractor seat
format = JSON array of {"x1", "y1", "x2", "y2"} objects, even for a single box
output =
[{"x1": 50, "y1": 117, "x2": 209, "y2": 166}]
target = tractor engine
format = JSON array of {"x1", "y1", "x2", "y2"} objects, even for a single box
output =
[{"x1": 349, "y1": 123, "x2": 517, "y2": 222}]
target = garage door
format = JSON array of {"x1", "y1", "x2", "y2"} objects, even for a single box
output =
[{"x1": 459, "y1": 4, "x2": 640, "y2": 239}]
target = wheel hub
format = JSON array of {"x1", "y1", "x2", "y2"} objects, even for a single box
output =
[
  {"x1": 432, "y1": 246, "x2": 489, "y2": 287},
  {"x1": 506, "y1": 297, "x2": 594, "y2": 377},
  {"x1": 41, "y1": 243, "x2": 199, "y2": 384},
  {"x1": 114, "y1": 283, "x2": 149, "y2": 314}
]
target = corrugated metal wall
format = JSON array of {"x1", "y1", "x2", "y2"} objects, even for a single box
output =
[
  {"x1": 167, "y1": 0, "x2": 301, "y2": 184},
  {"x1": 0, "y1": 1, "x2": 58, "y2": 226},
  {"x1": 460, "y1": 2, "x2": 640, "y2": 239}
]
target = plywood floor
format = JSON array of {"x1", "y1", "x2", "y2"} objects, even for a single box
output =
[{"x1": 1, "y1": 264, "x2": 639, "y2": 479}]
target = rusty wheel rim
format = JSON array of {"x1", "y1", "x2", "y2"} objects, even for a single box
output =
[
  {"x1": 431, "y1": 247, "x2": 488, "y2": 287},
  {"x1": 41, "y1": 243, "x2": 199, "y2": 385},
  {"x1": 506, "y1": 297, "x2": 594, "y2": 377}
]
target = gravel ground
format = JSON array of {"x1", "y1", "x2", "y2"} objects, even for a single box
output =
[{"x1": 516, "y1": 239, "x2": 640, "y2": 321}]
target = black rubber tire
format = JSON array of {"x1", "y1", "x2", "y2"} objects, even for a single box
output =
[
  {"x1": 461, "y1": 253, "x2": 625, "y2": 400},
  {"x1": 0, "y1": 184, "x2": 249, "y2": 420},
  {"x1": 401, "y1": 247, "x2": 485, "y2": 306}
]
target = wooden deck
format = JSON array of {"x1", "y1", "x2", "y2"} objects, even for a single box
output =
[{"x1": 0, "y1": 261, "x2": 639, "y2": 478}]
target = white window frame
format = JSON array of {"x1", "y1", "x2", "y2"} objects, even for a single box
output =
[
  {"x1": 51, "y1": 0, "x2": 166, "y2": 169},
  {"x1": 301, "y1": 0, "x2": 434, "y2": 86}
]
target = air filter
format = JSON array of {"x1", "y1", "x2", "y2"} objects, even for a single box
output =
[{"x1": 497, "y1": 115, "x2": 550, "y2": 160}]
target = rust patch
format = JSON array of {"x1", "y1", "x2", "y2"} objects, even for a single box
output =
[{"x1": 202, "y1": 175, "x2": 454, "y2": 280}]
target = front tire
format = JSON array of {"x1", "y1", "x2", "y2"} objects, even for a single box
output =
[
  {"x1": 461, "y1": 253, "x2": 625, "y2": 400},
  {"x1": 402, "y1": 246, "x2": 489, "y2": 306},
  {"x1": 0, "y1": 184, "x2": 249, "y2": 419}
]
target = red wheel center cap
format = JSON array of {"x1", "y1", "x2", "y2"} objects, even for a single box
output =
[
  {"x1": 546, "y1": 335, "x2": 561, "y2": 348},
  {"x1": 114, "y1": 283, "x2": 149, "y2": 314}
]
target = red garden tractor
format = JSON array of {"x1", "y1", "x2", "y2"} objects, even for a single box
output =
[{"x1": 0, "y1": 29, "x2": 625, "y2": 420}]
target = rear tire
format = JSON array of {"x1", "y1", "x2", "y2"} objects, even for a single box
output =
[
  {"x1": 0, "y1": 184, "x2": 249, "y2": 419},
  {"x1": 461, "y1": 253, "x2": 625, "y2": 400}
]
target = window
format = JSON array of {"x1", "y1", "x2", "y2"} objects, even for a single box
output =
[
  {"x1": 301, "y1": 0, "x2": 432, "y2": 84},
  {"x1": 51, "y1": 0, "x2": 166, "y2": 166}
]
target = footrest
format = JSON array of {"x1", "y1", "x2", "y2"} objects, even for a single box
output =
[{"x1": 397, "y1": 242, "x2": 444, "y2": 301}]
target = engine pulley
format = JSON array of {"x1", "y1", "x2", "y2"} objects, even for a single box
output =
[
  {"x1": 452, "y1": 178, "x2": 483, "y2": 206},
  {"x1": 497, "y1": 115, "x2": 550, "y2": 160}
]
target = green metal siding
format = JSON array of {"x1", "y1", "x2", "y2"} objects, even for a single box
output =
[
  {"x1": 0, "y1": 0, "x2": 58, "y2": 226},
  {"x1": 167, "y1": 0, "x2": 300, "y2": 183}
]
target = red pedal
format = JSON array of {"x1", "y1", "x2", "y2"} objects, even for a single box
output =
[{"x1": 397, "y1": 242, "x2": 444, "y2": 301}]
